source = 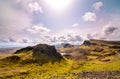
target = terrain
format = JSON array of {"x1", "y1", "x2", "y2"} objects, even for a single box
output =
[
  {"x1": 0, "y1": 48, "x2": 20, "y2": 59},
  {"x1": 0, "y1": 39, "x2": 120, "y2": 79},
  {"x1": 0, "y1": 48, "x2": 20, "y2": 55}
]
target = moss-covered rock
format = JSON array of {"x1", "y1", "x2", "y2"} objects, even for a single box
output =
[{"x1": 12, "y1": 44, "x2": 63, "y2": 65}]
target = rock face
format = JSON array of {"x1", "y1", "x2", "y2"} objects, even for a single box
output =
[
  {"x1": 83, "y1": 40, "x2": 97, "y2": 46},
  {"x1": 61, "y1": 43, "x2": 74, "y2": 48},
  {"x1": 75, "y1": 71, "x2": 120, "y2": 79},
  {"x1": 14, "y1": 46, "x2": 33, "y2": 54},
  {"x1": 5, "y1": 55, "x2": 21, "y2": 62},
  {"x1": 109, "y1": 46, "x2": 120, "y2": 49},
  {"x1": 14, "y1": 44, "x2": 63, "y2": 64},
  {"x1": 83, "y1": 39, "x2": 120, "y2": 46},
  {"x1": 59, "y1": 39, "x2": 120, "y2": 61}
]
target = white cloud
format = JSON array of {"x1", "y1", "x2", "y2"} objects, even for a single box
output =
[
  {"x1": 27, "y1": 24, "x2": 51, "y2": 34},
  {"x1": 15, "y1": 0, "x2": 44, "y2": 14},
  {"x1": 21, "y1": 38, "x2": 34, "y2": 43},
  {"x1": 49, "y1": 34, "x2": 83, "y2": 45},
  {"x1": 72, "y1": 23, "x2": 79, "y2": 27},
  {"x1": 82, "y1": 12, "x2": 97, "y2": 22},
  {"x1": 28, "y1": 2, "x2": 44, "y2": 14},
  {"x1": 0, "y1": 1, "x2": 32, "y2": 38},
  {"x1": 0, "y1": 37, "x2": 35, "y2": 44},
  {"x1": 92, "y1": 1, "x2": 103, "y2": 10},
  {"x1": 29, "y1": 34, "x2": 83, "y2": 45}
]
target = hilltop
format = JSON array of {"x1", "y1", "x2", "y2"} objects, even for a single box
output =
[
  {"x1": 83, "y1": 39, "x2": 120, "y2": 46},
  {"x1": 4, "y1": 44, "x2": 63, "y2": 65},
  {"x1": 0, "y1": 39, "x2": 120, "y2": 79},
  {"x1": 59, "y1": 39, "x2": 120, "y2": 61}
]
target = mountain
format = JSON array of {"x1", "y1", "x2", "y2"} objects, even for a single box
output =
[
  {"x1": 59, "y1": 39, "x2": 120, "y2": 61},
  {"x1": 55, "y1": 43, "x2": 75, "y2": 48},
  {"x1": 61, "y1": 43, "x2": 74, "y2": 48},
  {"x1": 3, "y1": 44, "x2": 63, "y2": 65},
  {"x1": 0, "y1": 40, "x2": 120, "y2": 79},
  {"x1": 83, "y1": 39, "x2": 120, "y2": 46}
]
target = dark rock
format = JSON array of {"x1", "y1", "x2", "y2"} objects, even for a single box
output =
[
  {"x1": 63, "y1": 54, "x2": 72, "y2": 59},
  {"x1": 14, "y1": 44, "x2": 63, "y2": 64},
  {"x1": 32, "y1": 44, "x2": 63, "y2": 64},
  {"x1": 14, "y1": 46, "x2": 33, "y2": 54},
  {"x1": 83, "y1": 40, "x2": 97, "y2": 46},
  {"x1": 100, "y1": 59, "x2": 111, "y2": 62},
  {"x1": 62, "y1": 43, "x2": 74, "y2": 48},
  {"x1": 118, "y1": 50, "x2": 120, "y2": 52},
  {"x1": 5, "y1": 55, "x2": 20, "y2": 62},
  {"x1": 103, "y1": 52, "x2": 116, "y2": 57},
  {"x1": 83, "y1": 39, "x2": 120, "y2": 46},
  {"x1": 93, "y1": 48, "x2": 104, "y2": 52},
  {"x1": 77, "y1": 71, "x2": 120, "y2": 79},
  {"x1": 109, "y1": 46, "x2": 120, "y2": 49}
]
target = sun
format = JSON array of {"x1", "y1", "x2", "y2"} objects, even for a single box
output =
[{"x1": 44, "y1": 0, "x2": 73, "y2": 12}]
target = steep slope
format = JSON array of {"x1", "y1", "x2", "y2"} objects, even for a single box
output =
[
  {"x1": 3, "y1": 44, "x2": 63, "y2": 65},
  {"x1": 60, "y1": 43, "x2": 74, "y2": 48},
  {"x1": 0, "y1": 40, "x2": 120, "y2": 79},
  {"x1": 59, "y1": 39, "x2": 120, "y2": 62},
  {"x1": 83, "y1": 39, "x2": 120, "y2": 46}
]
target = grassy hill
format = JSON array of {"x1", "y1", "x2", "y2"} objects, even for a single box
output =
[
  {"x1": 0, "y1": 40, "x2": 120, "y2": 79},
  {"x1": 83, "y1": 39, "x2": 120, "y2": 46}
]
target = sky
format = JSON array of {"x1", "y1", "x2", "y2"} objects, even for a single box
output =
[{"x1": 0, "y1": 0, "x2": 120, "y2": 48}]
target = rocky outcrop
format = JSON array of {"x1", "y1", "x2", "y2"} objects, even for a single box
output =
[
  {"x1": 83, "y1": 40, "x2": 97, "y2": 46},
  {"x1": 109, "y1": 46, "x2": 120, "y2": 49},
  {"x1": 62, "y1": 43, "x2": 74, "y2": 48},
  {"x1": 14, "y1": 44, "x2": 63, "y2": 64},
  {"x1": 4, "y1": 55, "x2": 20, "y2": 62},
  {"x1": 14, "y1": 46, "x2": 33, "y2": 54},
  {"x1": 83, "y1": 39, "x2": 120, "y2": 46},
  {"x1": 50, "y1": 71, "x2": 120, "y2": 79}
]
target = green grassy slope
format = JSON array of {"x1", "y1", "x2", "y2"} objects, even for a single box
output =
[
  {"x1": 0, "y1": 40, "x2": 120, "y2": 79},
  {"x1": 0, "y1": 58, "x2": 120, "y2": 79}
]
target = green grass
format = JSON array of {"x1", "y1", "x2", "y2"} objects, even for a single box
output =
[
  {"x1": 0, "y1": 45, "x2": 120, "y2": 79},
  {"x1": 0, "y1": 58, "x2": 120, "y2": 79}
]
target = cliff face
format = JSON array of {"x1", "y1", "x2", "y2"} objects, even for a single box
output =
[
  {"x1": 61, "y1": 43, "x2": 74, "y2": 48},
  {"x1": 83, "y1": 40, "x2": 97, "y2": 46},
  {"x1": 83, "y1": 39, "x2": 120, "y2": 46},
  {"x1": 32, "y1": 44, "x2": 63, "y2": 64},
  {"x1": 58, "y1": 39, "x2": 120, "y2": 61},
  {"x1": 12, "y1": 44, "x2": 63, "y2": 65}
]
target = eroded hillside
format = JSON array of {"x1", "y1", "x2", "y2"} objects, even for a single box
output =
[{"x1": 0, "y1": 39, "x2": 120, "y2": 79}]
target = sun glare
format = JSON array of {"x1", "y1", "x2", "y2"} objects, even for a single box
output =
[{"x1": 44, "y1": 0, "x2": 73, "y2": 12}]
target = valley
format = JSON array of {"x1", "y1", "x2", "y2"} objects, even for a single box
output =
[{"x1": 0, "y1": 39, "x2": 120, "y2": 79}]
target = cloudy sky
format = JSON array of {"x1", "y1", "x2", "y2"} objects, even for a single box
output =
[{"x1": 0, "y1": 0, "x2": 120, "y2": 48}]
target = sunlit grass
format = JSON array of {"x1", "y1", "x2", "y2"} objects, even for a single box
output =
[
  {"x1": 0, "y1": 44, "x2": 120, "y2": 78},
  {"x1": 0, "y1": 58, "x2": 120, "y2": 79}
]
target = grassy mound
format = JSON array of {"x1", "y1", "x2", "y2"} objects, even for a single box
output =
[{"x1": 2, "y1": 44, "x2": 63, "y2": 65}]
